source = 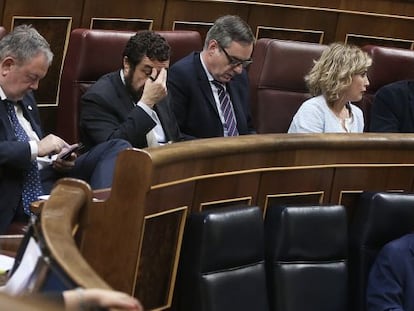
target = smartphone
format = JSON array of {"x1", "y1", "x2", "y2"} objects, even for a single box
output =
[{"x1": 58, "y1": 143, "x2": 84, "y2": 160}]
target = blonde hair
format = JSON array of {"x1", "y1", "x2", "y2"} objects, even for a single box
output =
[{"x1": 305, "y1": 42, "x2": 372, "y2": 106}]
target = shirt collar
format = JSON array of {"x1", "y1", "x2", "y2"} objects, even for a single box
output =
[
  {"x1": 120, "y1": 69, "x2": 126, "y2": 86},
  {"x1": 199, "y1": 53, "x2": 214, "y2": 83},
  {"x1": 0, "y1": 86, "x2": 8, "y2": 101}
]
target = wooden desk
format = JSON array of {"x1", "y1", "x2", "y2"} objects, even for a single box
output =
[{"x1": 76, "y1": 133, "x2": 414, "y2": 310}]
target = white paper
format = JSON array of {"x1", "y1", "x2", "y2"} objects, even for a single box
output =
[
  {"x1": 0, "y1": 255, "x2": 14, "y2": 273},
  {"x1": 2, "y1": 237, "x2": 42, "y2": 295}
]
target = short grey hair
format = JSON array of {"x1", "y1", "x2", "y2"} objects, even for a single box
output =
[
  {"x1": 204, "y1": 15, "x2": 255, "y2": 49},
  {"x1": 0, "y1": 24, "x2": 53, "y2": 65}
]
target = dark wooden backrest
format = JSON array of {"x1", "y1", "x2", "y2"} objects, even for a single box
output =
[
  {"x1": 56, "y1": 28, "x2": 202, "y2": 143},
  {"x1": 248, "y1": 38, "x2": 327, "y2": 133}
]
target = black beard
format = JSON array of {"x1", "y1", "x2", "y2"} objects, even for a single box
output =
[{"x1": 124, "y1": 70, "x2": 143, "y2": 103}]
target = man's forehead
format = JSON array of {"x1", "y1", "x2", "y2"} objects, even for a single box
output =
[{"x1": 141, "y1": 56, "x2": 169, "y2": 67}]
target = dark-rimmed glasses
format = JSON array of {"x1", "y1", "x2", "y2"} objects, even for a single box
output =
[{"x1": 218, "y1": 43, "x2": 253, "y2": 68}]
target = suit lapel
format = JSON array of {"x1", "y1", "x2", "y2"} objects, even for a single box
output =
[
  {"x1": 194, "y1": 53, "x2": 220, "y2": 116},
  {"x1": 0, "y1": 101, "x2": 15, "y2": 139},
  {"x1": 19, "y1": 98, "x2": 43, "y2": 138}
]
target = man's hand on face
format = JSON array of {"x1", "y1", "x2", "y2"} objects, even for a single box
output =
[{"x1": 140, "y1": 67, "x2": 168, "y2": 108}]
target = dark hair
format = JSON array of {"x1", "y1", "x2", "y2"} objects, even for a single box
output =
[
  {"x1": 122, "y1": 31, "x2": 170, "y2": 69},
  {"x1": 204, "y1": 15, "x2": 255, "y2": 49}
]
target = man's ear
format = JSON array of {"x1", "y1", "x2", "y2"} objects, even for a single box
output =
[
  {"x1": 123, "y1": 56, "x2": 130, "y2": 74},
  {"x1": 0, "y1": 57, "x2": 15, "y2": 76}
]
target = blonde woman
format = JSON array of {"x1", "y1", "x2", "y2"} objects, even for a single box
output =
[{"x1": 288, "y1": 43, "x2": 372, "y2": 133}]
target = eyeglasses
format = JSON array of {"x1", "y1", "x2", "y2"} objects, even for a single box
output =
[{"x1": 218, "y1": 43, "x2": 253, "y2": 68}]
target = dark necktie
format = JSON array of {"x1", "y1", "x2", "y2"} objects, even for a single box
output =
[
  {"x1": 5, "y1": 101, "x2": 42, "y2": 215},
  {"x1": 212, "y1": 81, "x2": 239, "y2": 136}
]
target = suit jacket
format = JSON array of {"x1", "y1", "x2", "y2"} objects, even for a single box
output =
[
  {"x1": 0, "y1": 93, "x2": 42, "y2": 233},
  {"x1": 167, "y1": 52, "x2": 255, "y2": 139},
  {"x1": 80, "y1": 71, "x2": 182, "y2": 149},
  {"x1": 370, "y1": 80, "x2": 414, "y2": 132},
  {"x1": 366, "y1": 233, "x2": 414, "y2": 311}
]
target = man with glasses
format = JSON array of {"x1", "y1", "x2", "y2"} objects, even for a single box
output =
[{"x1": 167, "y1": 15, "x2": 256, "y2": 139}]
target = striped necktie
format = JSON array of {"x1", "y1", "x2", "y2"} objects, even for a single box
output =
[
  {"x1": 5, "y1": 101, "x2": 42, "y2": 215},
  {"x1": 212, "y1": 81, "x2": 239, "y2": 136}
]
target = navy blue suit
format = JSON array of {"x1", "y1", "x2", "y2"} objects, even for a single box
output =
[
  {"x1": 0, "y1": 92, "x2": 130, "y2": 233},
  {"x1": 80, "y1": 71, "x2": 182, "y2": 149},
  {"x1": 370, "y1": 80, "x2": 414, "y2": 132},
  {"x1": 167, "y1": 52, "x2": 255, "y2": 139},
  {"x1": 367, "y1": 233, "x2": 414, "y2": 311}
]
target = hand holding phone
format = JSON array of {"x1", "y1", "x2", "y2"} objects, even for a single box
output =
[{"x1": 58, "y1": 143, "x2": 84, "y2": 160}]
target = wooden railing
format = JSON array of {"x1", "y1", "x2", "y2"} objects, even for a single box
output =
[{"x1": 72, "y1": 133, "x2": 414, "y2": 310}]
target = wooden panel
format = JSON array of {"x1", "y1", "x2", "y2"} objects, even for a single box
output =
[
  {"x1": 3, "y1": 0, "x2": 83, "y2": 28},
  {"x1": 336, "y1": 13, "x2": 414, "y2": 45},
  {"x1": 248, "y1": 6, "x2": 339, "y2": 44},
  {"x1": 330, "y1": 166, "x2": 414, "y2": 205},
  {"x1": 172, "y1": 21, "x2": 212, "y2": 41},
  {"x1": 163, "y1": 0, "x2": 249, "y2": 30},
  {"x1": 11, "y1": 17, "x2": 72, "y2": 107},
  {"x1": 90, "y1": 18, "x2": 153, "y2": 31},
  {"x1": 256, "y1": 26, "x2": 324, "y2": 43},
  {"x1": 135, "y1": 207, "x2": 187, "y2": 310},
  {"x1": 258, "y1": 168, "x2": 334, "y2": 214},
  {"x1": 82, "y1": 0, "x2": 165, "y2": 29},
  {"x1": 193, "y1": 173, "x2": 260, "y2": 212},
  {"x1": 346, "y1": 33, "x2": 414, "y2": 49}
]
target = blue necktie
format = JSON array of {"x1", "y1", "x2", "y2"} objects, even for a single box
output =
[
  {"x1": 212, "y1": 81, "x2": 239, "y2": 136},
  {"x1": 6, "y1": 101, "x2": 42, "y2": 215}
]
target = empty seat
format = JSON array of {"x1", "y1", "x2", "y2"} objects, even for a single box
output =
[
  {"x1": 264, "y1": 204, "x2": 348, "y2": 311},
  {"x1": 175, "y1": 205, "x2": 270, "y2": 311},
  {"x1": 349, "y1": 192, "x2": 414, "y2": 311},
  {"x1": 56, "y1": 28, "x2": 202, "y2": 143},
  {"x1": 248, "y1": 38, "x2": 327, "y2": 133}
]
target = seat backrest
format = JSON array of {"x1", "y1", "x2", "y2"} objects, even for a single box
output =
[
  {"x1": 175, "y1": 205, "x2": 270, "y2": 311},
  {"x1": 248, "y1": 38, "x2": 327, "y2": 133},
  {"x1": 358, "y1": 45, "x2": 414, "y2": 131},
  {"x1": 349, "y1": 192, "x2": 414, "y2": 311},
  {"x1": 264, "y1": 204, "x2": 348, "y2": 311},
  {"x1": 56, "y1": 28, "x2": 202, "y2": 143}
]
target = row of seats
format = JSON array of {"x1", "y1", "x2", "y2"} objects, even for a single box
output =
[
  {"x1": 1, "y1": 27, "x2": 414, "y2": 141},
  {"x1": 56, "y1": 28, "x2": 414, "y2": 142},
  {"x1": 248, "y1": 39, "x2": 414, "y2": 133},
  {"x1": 174, "y1": 192, "x2": 414, "y2": 311}
]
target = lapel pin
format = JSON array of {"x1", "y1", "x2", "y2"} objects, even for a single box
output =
[{"x1": 28, "y1": 105, "x2": 32, "y2": 110}]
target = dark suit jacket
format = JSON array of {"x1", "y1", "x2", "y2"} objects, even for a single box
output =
[
  {"x1": 370, "y1": 80, "x2": 414, "y2": 132},
  {"x1": 366, "y1": 233, "x2": 414, "y2": 311},
  {"x1": 80, "y1": 71, "x2": 182, "y2": 149},
  {"x1": 0, "y1": 93, "x2": 42, "y2": 233},
  {"x1": 167, "y1": 52, "x2": 255, "y2": 139}
]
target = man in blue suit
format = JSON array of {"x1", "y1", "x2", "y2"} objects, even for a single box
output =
[
  {"x1": 366, "y1": 232, "x2": 414, "y2": 311},
  {"x1": 167, "y1": 15, "x2": 256, "y2": 139},
  {"x1": 0, "y1": 25, "x2": 130, "y2": 233},
  {"x1": 80, "y1": 31, "x2": 183, "y2": 149},
  {"x1": 370, "y1": 80, "x2": 414, "y2": 132}
]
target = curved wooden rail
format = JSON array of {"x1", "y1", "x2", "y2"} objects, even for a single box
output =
[{"x1": 41, "y1": 178, "x2": 111, "y2": 289}]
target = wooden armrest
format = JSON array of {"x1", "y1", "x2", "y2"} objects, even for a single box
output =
[{"x1": 40, "y1": 178, "x2": 111, "y2": 289}]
